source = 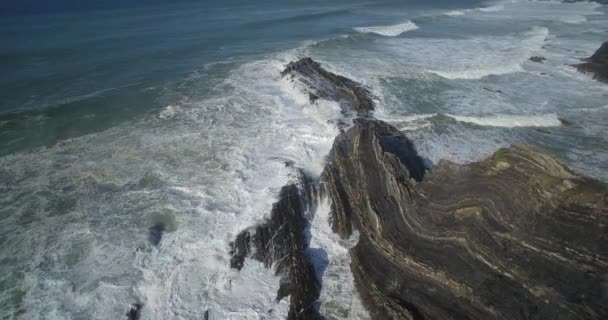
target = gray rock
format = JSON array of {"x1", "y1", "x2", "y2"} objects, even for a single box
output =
[
  {"x1": 281, "y1": 57, "x2": 375, "y2": 117},
  {"x1": 529, "y1": 56, "x2": 546, "y2": 63},
  {"x1": 323, "y1": 119, "x2": 608, "y2": 319},
  {"x1": 229, "y1": 170, "x2": 322, "y2": 320},
  {"x1": 576, "y1": 41, "x2": 608, "y2": 83}
]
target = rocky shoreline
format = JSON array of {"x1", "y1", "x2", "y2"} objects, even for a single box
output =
[{"x1": 228, "y1": 57, "x2": 608, "y2": 319}]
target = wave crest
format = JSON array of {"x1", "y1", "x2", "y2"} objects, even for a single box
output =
[
  {"x1": 354, "y1": 20, "x2": 419, "y2": 37},
  {"x1": 385, "y1": 113, "x2": 562, "y2": 130},
  {"x1": 428, "y1": 26, "x2": 549, "y2": 80}
]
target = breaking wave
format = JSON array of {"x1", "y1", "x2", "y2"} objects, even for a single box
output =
[{"x1": 354, "y1": 20, "x2": 419, "y2": 37}]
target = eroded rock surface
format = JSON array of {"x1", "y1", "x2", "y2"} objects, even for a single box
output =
[
  {"x1": 281, "y1": 57, "x2": 374, "y2": 117},
  {"x1": 576, "y1": 41, "x2": 608, "y2": 83},
  {"x1": 323, "y1": 119, "x2": 608, "y2": 319},
  {"x1": 231, "y1": 57, "x2": 608, "y2": 320},
  {"x1": 229, "y1": 170, "x2": 322, "y2": 320}
]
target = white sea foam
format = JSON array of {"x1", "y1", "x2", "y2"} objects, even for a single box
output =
[
  {"x1": 308, "y1": 199, "x2": 370, "y2": 319},
  {"x1": 478, "y1": 4, "x2": 505, "y2": 13},
  {"x1": 2, "y1": 52, "x2": 344, "y2": 319},
  {"x1": 444, "y1": 10, "x2": 465, "y2": 16},
  {"x1": 427, "y1": 26, "x2": 549, "y2": 80},
  {"x1": 354, "y1": 20, "x2": 419, "y2": 37},
  {"x1": 158, "y1": 105, "x2": 182, "y2": 119},
  {"x1": 447, "y1": 0, "x2": 604, "y2": 24},
  {"x1": 447, "y1": 113, "x2": 562, "y2": 127},
  {"x1": 381, "y1": 113, "x2": 562, "y2": 130},
  {"x1": 443, "y1": 4, "x2": 504, "y2": 16}
]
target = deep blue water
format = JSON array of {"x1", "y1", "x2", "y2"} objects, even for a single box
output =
[{"x1": 0, "y1": 0, "x2": 481, "y2": 156}]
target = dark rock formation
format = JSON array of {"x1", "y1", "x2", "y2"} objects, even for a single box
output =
[
  {"x1": 148, "y1": 223, "x2": 165, "y2": 246},
  {"x1": 529, "y1": 56, "x2": 546, "y2": 63},
  {"x1": 229, "y1": 170, "x2": 322, "y2": 320},
  {"x1": 323, "y1": 119, "x2": 608, "y2": 319},
  {"x1": 232, "y1": 57, "x2": 608, "y2": 320},
  {"x1": 576, "y1": 41, "x2": 608, "y2": 83},
  {"x1": 281, "y1": 57, "x2": 375, "y2": 117},
  {"x1": 126, "y1": 304, "x2": 142, "y2": 320}
]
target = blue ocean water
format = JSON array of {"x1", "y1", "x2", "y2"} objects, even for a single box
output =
[{"x1": 1, "y1": 0, "x2": 607, "y2": 319}]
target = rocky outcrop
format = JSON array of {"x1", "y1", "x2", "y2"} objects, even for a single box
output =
[
  {"x1": 576, "y1": 41, "x2": 608, "y2": 83},
  {"x1": 323, "y1": 119, "x2": 608, "y2": 319},
  {"x1": 281, "y1": 57, "x2": 374, "y2": 117},
  {"x1": 229, "y1": 170, "x2": 322, "y2": 320},
  {"x1": 231, "y1": 57, "x2": 608, "y2": 320},
  {"x1": 529, "y1": 56, "x2": 546, "y2": 63}
]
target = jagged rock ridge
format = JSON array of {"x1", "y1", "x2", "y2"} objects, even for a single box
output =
[
  {"x1": 230, "y1": 57, "x2": 608, "y2": 320},
  {"x1": 281, "y1": 57, "x2": 375, "y2": 117},
  {"x1": 229, "y1": 170, "x2": 322, "y2": 320},
  {"x1": 228, "y1": 57, "x2": 380, "y2": 319},
  {"x1": 576, "y1": 41, "x2": 608, "y2": 83}
]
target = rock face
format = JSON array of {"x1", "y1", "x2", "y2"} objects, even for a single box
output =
[
  {"x1": 323, "y1": 119, "x2": 608, "y2": 319},
  {"x1": 231, "y1": 57, "x2": 608, "y2": 320},
  {"x1": 576, "y1": 41, "x2": 608, "y2": 83},
  {"x1": 281, "y1": 57, "x2": 374, "y2": 117},
  {"x1": 229, "y1": 170, "x2": 322, "y2": 320}
]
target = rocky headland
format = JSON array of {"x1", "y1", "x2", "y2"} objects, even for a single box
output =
[{"x1": 229, "y1": 57, "x2": 608, "y2": 320}]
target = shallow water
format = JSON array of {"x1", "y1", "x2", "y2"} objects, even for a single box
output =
[{"x1": 1, "y1": 0, "x2": 607, "y2": 319}]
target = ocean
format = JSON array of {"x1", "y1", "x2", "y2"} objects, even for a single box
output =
[{"x1": 1, "y1": 0, "x2": 607, "y2": 319}]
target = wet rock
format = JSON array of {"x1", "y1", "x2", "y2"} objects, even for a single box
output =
[
  {"x1": 576, "y1": 41, "x2": 608, "y2": 83},
  {"x1": 558, "y1": 117, "x2": 574, "y2": 126},
  {"x1": 126, "y1": 304, "x2": 142, "y2": 320},
  {"x1": 323, "y1": 119, "x2": 608, "y2": 319},
  {"x1": 229, "y1": 170, "x2": 322, "y2": 320},
  {"x1": 281, "y1": 57, "x2": 375, "y2": 117},
  {"x1": 148, "y1": 223, "x2": 165, "y2": 246},
  {"x1": 529, "y1": 56, "x2": 546, "y2": 63}
]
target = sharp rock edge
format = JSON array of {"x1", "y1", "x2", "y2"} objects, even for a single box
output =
[
  {"x1": 229, "y1": 167, "x2": 324, "y2": 320},
  {"x1": 576, "y1": 41, "x2": 608, "y2": 83},
  {"x1": 281, "y1": 57, "x2": 375, "y2": 119}
]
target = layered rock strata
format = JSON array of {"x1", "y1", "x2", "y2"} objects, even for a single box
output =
[
  {"x1": 230, "y1": 57, "x2": 608, "y2": 320},
  {"x1": 323, "y1": 119, "x2": 608, "y2": 319}
]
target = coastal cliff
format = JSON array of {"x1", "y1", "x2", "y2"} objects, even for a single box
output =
[{"x1": 230, "y1": 57, "x2": 608, "y2": 320}]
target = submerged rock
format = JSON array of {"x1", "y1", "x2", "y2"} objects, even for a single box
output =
[
  {"x1": 229, "y1": 170, "x2": 322, "y2": 320},
  {"x1": 126, "y1": 304, "x2": 142, "y2": 320},
  {"x1": 148, "y1": 223, "x2": 165, "y2": 246},
  {"x1": 529, "y1": 56, "x2": 546, "y2": 63},
  {"x1": 281, "y1": 57, "x2": 375, "y2": 117},
  {"x1": 576, "y1": 41, "x2": 608, "y2": 83},
  {"x1": 323, "y1": 119, "x2": 608, "y2": 319}
]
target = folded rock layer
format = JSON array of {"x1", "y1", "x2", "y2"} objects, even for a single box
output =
[
  {"x1": 323, "y1": 118, "x2": 608, "y2": 319},
  {"x1": 231, "y1": 57, "x2": 608, "y2": 320}
]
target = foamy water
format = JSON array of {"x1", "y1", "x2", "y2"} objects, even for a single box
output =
[{"x1": 354, "y1": 20, "x2": 419, "y2": 37}]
